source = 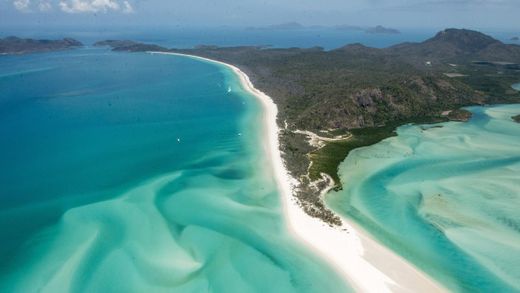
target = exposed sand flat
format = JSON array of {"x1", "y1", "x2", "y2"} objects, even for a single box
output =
[
  {"x1": 294, "y1": 129, "x2": 352, "y2": 149},
  {"x1": 444, "y1": 73, "x2": 468, "y2": 78},
  {"x1": 148, "y1": 51, "x2": 448, "y2": 293}
]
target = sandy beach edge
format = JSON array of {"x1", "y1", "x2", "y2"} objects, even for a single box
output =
[{"x1": 148, "y1": 51, "x2": 449, "y2": 293}]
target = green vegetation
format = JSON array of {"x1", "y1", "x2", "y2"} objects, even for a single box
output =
[
  {"x1": 99, "y1": 28, "x2": 520, "y2": 224},
  {"x1": 447, "y1": 109, "x2": 472, "y2": 121},
  {"x1": 308, "y1": 116, "x2": 451, "y2": 188},
  {"x1": 0, "y1": 36, "x2": 82, "y2": 54},
  {"x1": 93, "y1": 40, "x2": 165, "y2": 52},
  {"x1": 309, "y1": 126, "x2": 397, "y2": 187},
  {"x1": 456, "y1": 64, "x2": 520, "y2": 102}
]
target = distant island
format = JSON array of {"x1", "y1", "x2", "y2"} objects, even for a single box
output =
[
  {"x1": 85, "y1": 28, "x2": 520, "y2": 225},
  {"x1": 511, "y1": 36, "x2": 519, "y2": 41},
  {"x1": 0, "y1": 36, "x2": 82, "y2": 55},
  {"x1": 365, "y1": 25, "x2": 400, "y2": 34},
  {"x1": 335, "y1": 24, "x2": 401, "y2": 34},
  {"x1": 248, "y1": 23, "x2": 401, "y2": 34},
  {"x1": 513, "y1": 114, "x2": 520, "y2": 123},
  {"x1": 93, "y1": 40, "x2": 165, "y2": 52}
]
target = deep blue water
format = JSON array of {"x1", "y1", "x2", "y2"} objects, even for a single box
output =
[{"x1": 0, "y1": 26, "x2": 498, "y2": 50}]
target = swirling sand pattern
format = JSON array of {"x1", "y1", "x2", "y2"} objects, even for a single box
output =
[
  {"x1": 3, "y1": 166, "x2": 343, "y2": 292},
  {"x1": 0, "y1": 49, "x2": 351, "y2": 292},
  {"x1": 328, "y1": 104, "x2": 520, "y2": 292}
]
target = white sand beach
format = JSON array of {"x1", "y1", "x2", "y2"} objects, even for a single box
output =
[{"x1": 149, "y1": 51, "x2": 447, "y2": 293}]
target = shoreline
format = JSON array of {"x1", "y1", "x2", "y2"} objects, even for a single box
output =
[{"x1": 148, "y1": 51, "x2": 448, "y2": 293}]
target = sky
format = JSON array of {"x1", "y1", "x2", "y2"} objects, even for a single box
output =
[{"x1": 1, "y1": 0, "x2": 519, "y2": 30}]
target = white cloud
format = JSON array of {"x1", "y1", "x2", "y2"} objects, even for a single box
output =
[
  {"x1": 59, "y1": 0, "x2": 122, "y2": 13},
  {"x1": 38, "y1": 0, "x2": 53, "y2": 11},
  {"x1": 13, "y1": 0, "x2": 31, "y2": 12},
  {"x1": 122, "y1": 0, "x2": 134, "y2": 13},
  {"x1": 11, "y1": 0, "x2": 134, "y2": 14}
]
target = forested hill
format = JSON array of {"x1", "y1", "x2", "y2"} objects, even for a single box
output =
[
  {"x1": 0, "y1": 37, "x2": 83, "y2": 55},
  {"x1": 171, "y1": 28, "x2": 520, "y2": 131},
  {"x1": 97, "y1": 28, "x2": 520, "y2": 224}
]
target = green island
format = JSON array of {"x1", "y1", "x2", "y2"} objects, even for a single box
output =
[
  {"x1": 513, "y1": 114, "x2": 520, "y2": 123},
  {"x1": 96, "y1": 28, "x2": 520, "y2": 225},
  {"x1": 0, "y1": 36, "x2": 83, "y2": 54}
]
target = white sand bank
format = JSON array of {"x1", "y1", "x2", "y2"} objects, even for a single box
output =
[{"x1": 148, "y1": 51, "x2": 447, "y2": 293}]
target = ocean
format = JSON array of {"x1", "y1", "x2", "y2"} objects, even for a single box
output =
[
  {"x1": 327, "y1": 104, "x2": 520, "y2": 292},
  {"x1": 0, "y1": 48, "x2": 351, "y2": 292},
  {"x1": 4, "y1": 26, "x2": 517, "y2": 50},
  {"x1": 1, "y1": 26, "x2": 437, "y2": 50},
  {"x1": 1, "y1": 28, "x2": 519, "y2": 292}
]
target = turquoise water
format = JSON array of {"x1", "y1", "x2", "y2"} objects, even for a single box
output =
[
  {"x1": 0, "y1": 49, "x2": 351, "y2": 292},
  {"x1": 328, "y1": 104, "x2": 520, "y2": 292}
]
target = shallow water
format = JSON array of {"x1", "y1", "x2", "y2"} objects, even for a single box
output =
[
  {"x1": 0, "y1": 49, "x2": 351, "y2": 292},
  {"x1": 328, "y1": 104, "x2": 520, "y2": 292}
]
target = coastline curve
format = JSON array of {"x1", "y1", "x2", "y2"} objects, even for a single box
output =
[{"x1": 148, "y1": 51, "x2": 448, "y2": 293}]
